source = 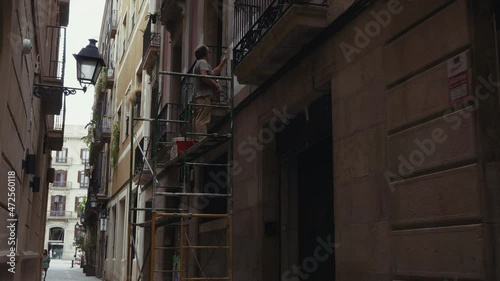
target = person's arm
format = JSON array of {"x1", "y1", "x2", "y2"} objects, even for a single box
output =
[
  {"x1": 212, "y1": 56, "x2": 227, "y2": 76},
  {"x1": 200, "y1": 69, "x2": 221, "y2": 90}
]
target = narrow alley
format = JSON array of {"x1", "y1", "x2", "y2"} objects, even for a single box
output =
[{"x1": 42, "y1": 260, "x2": 101, "y2": 281}]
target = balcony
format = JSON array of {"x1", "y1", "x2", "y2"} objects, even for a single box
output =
[
  {"x1": 109, "y1": 10, "x2": 118, "y2": 39},
  {"x1": 141, "y1": 19, "x2": 161, "y2": 73},
  {"x1": 160, "y1": 0, "x2": 184, "y2": 29},
  {"x1": 39, "y1": 26, "x2": 67, "y2": 114},
  {"x1": 59, "y1": 0, "x2": 70, "y2": 26},
  {"x1": 52, "y1": 157, "x2": 73, "y2": 165},
  {"x1": 233, "y1": 0, "x2": 328, "y2": 85},
  {"x1": 95, "y1": 116, "x2": 112, "y2": 143},
  {"x1": 106, "y1": 66, "x2": 115, "y2": 89},
  {"x1": 47, "y1": 108, "x2": 65, "y2": 151},
  {"x1": 47, "y1": 211, "x2": 73, "y2": 219},
  {"x1": 51, "y1": 181, "x2": 73, "y2": 189},
  {"x1": 133, "y1": 158, "x2": 153, "y2": 186},
  {"x1": 97, "y1": 180, "x2": 108, "y2": 201}
]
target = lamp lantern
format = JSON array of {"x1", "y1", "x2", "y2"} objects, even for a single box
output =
[
  {"x1": 73, "y1": 39, "x2": 106, "y2": 89},
  {"x1": 89, "y1": 195, "x2": 98, "y2": 208}
]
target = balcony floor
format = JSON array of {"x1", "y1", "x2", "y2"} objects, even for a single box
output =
[{"x1": 234, "y1": 4, "x2": 328, "y2": 85}]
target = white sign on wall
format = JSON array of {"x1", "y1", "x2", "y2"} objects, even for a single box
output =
[{"x1": 447, "y1": 52, "x2": 469, "y2": 102}]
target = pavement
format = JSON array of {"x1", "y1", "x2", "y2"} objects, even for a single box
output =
[{"x1": 42, "y1": 259, "x2": 102, "y2": 281}]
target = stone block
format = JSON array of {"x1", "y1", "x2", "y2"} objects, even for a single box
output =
[
  {"x1": 335, "y1": 222, "x2": 391, "y2": 273},
  {"x1": 384, "y1": 0, "x2": 470, "y2": 85},
  {"x1": 336, "y1": 271, "x2": 391, "y2": 281},
  {"x1": 390, "y1": 164, "x2": 481, "y2": 226},
  {"x1": 333, "y1": 78, "x2": 385, "y2": 140},
  {"x1": 386, "y1": 59, "x2": 466, "y2": 131},
  {"x1": 334, "y1": 124, "x2": 386, "y2": 185},
  {"x1": 387, "y1": 109, "x2": 477, "y2": 177},
  {"x1": 2, "y1": 110, "x2": 23, "y2": 176},
  {"x1": 384, "y1": 0, "x2": 452, "y2": 41},
  {"x1": 392, "y1": 225, "x2": 484, "y2": 279},
  {"x1": 335, "y1": 174, "x2": 389, "y2": 226},
  {"x1": 333, "y1": 47, "x2": 384, "y2": 102}
]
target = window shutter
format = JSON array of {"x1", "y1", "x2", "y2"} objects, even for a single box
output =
[
  {"x1": 62, "y1": 196, "x2": 66, "y2": 211},
  {"x1": 75, "y1": 196, "x2": 79, "y2": 212},
  {"x1": 77, "y1": 171, "x2": 81, "y2": 183},
  {"x1": 50, "y1": 196, "x2": 55, "y2": 211},
  {"x1": 80, "y1": 148, "x2": 83, "y2": 159},
  {"x1": 63, "y1": 171, "x2": 67, "y2": 183}
]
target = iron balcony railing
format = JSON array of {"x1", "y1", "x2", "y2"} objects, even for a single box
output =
[
  {"x1": 143, "y1": 19, "x2": 161, "y2": 60},
  {"x1": 99, "y1": 116, "x2": 112, "y2": 134},
  {"x1": 51, "y1": 181, "x2": 73, "y2": 188},
  {"x1": 156, "y1": 104, "x2": 184, "y2": 152},
  {"x1": 45, "y1": 26, "x2": 67, "y2": 82},
  {"x1": 233, "y1": 0, "x2": 327, "y2": 66},
  {"x1": 48, "y1": 210, "x2": 73, "y2": 218},
  {"x1": 51, "y1": 94, "x2": 67, "y2": 135},
  {"x1": 53, "y1": 157, "x2": 73, "y2": 165},
  {"x1": 110, "y1": 9, "x2": 118, "y2": 30}
]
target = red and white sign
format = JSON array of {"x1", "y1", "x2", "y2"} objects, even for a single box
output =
[{"x1": 447, "y1": 52, "x2": 469, "y2": 102}]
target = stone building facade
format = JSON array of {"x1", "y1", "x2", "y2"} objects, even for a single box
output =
[
  {"x1": 44, "y1": 125, "x2": 88, "y2": 260},
  {"x1": 92, "y1": 0, "x2": 500, "y2": 280},
  {"x1": 231, "y1": 0, "x2": 500, "y2": 280},
  {"x1": 0, "y1": 0, "x2": 71, "y2": 280}
]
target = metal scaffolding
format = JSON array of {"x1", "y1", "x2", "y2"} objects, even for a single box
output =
[{"x1": 126, "y1": 55, "x2": 234, "y2": 281}]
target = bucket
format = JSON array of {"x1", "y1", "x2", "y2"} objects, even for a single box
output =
[{"x1": 173, "y1": 137, "x2": 194, "y2": 154}]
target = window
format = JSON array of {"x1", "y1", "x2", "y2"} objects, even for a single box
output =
[
  {"x1": 125, "y1": 112, "x2": 130, "y2": 137},
  {"x1": 74, "y1": 196, "x2": 85, "y2": 213},
  {"x1": 131, "y1": 13, "x2": 135, "y2": 31},
  {"x1": 80, "y1": 148, "x2": 90, "y2": 165},
  {"x1": 50, "y1": 195, "x2": 66, "y2": 216},
  {"x1": 134, "y1": 91, "x2": 141, "y2": 118},
  {"x1": 117, "y1": 107, "x2": 122, "y2": 142},
  {"x1": 78, "y1": 171, "x2": 89, "y2": 188},
  {"x1": 56, "y1": 148, "x2": 68, "y2": 163},
  {"x1": 53, "y1": 170, "x2": 67, "y2": 187}
]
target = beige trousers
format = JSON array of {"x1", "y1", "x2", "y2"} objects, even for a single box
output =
[{"x1": 191, "y1": 96, "x2": 212, "y2": 141}]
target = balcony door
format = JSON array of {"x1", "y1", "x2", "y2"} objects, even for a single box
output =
[
  {"x1": 81, "y1": 148, "x2": 90, "y2": 165},
  {"x1": 54, "y1": 170, "x2": 67, "y2": 187},
  {"x1": 56, "y1": 147, "x2": 68, "y2": 163},
  {"x1": 50, "y1": 195, "x2": 66, "y2": 216},
  {"x1": 78, "y1": 171, "x2": 89, "y2": 188}
]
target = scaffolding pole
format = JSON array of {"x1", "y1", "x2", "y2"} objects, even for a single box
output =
[{"x1": 127, "y1": 57, "x2": 234, "y2": 281}]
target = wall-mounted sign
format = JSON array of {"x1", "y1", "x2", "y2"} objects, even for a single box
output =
[{"x1": 447, "y1": 52, "x2": 469, "y2": 103}]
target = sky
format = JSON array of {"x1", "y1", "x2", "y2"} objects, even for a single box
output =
[{"x1": 64, "y1": 0, "x2": 105, "y2": 126}]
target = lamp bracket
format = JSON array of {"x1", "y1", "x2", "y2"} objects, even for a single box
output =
[{"x1": 33, "y1": 84, "x2": 87, "y2": 98}]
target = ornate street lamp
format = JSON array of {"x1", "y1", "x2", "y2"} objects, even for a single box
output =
[
  {"x1": 33, "y1": 39, "x2": 105, "y2": 97},
  {"x1": 99, "y1": 212, "x2": 108, "y2": 232},
  {"x1": 89, "y1": 195, "x2": 98, "y2": 208},
  {"x1": 73, "y1": 39, "x2": 106, "y2": 90}
]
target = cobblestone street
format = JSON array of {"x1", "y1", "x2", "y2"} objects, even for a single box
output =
[{"x1": 42, "y1": 260, "x2": 101, "y2": 281}]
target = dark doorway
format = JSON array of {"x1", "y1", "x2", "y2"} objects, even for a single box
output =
[
  {"x1": 297, "y1": 136, "x2": 334, "y2": 280},
  {"x1": 277, "y1": 94, "x2": 334, "y2": 280}
]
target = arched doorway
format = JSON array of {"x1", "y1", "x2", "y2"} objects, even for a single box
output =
[{"x1": 48, "y1": 227, "x2": 65, "y2": 259}]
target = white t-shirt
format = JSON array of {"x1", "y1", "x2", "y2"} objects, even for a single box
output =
[{"x1": 192, "y1": 59, "x2": 214, "y2": 99}]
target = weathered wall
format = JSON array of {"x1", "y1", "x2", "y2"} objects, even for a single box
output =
[
  {"x1": 0, "y1": 0, "x2": 55, "y2": 280},
  {"x1": 233, "y1": 0, "x2": 499, "y2": 280}
]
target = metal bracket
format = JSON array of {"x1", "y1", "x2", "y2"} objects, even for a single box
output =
[{"x1": 33, "y1": 84, "x2": 87, "y2": 98}]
